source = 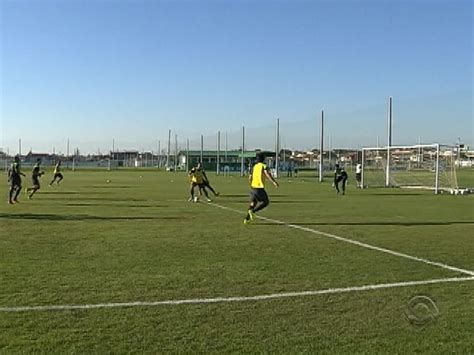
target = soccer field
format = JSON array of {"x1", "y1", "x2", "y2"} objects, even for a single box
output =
[{"x1": 1, "y1": 169, "x2": 473, "y2": 353}]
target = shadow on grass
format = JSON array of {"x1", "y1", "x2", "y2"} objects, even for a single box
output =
[
  {"x1": 90, "y1": 185, "x2": 132, "y2": 189},
  {"x1": 258, "y1": 221, "x2": 474, "y2": 226},
  {"x1": 39, "y1": 197, "x2": 148, "y2": 202},
  {"x1": 0, "y1": 213, "x2": 179, "y2": 221},
  {"x1": 66, "y1": 203, "x2": 168, "y2": 208},
  {"x1": 222, "y1": 194, "x2": 287, "y2": 198},
  {"x1": 361, "y1": 193, "x2": 426, "y2": 196}
]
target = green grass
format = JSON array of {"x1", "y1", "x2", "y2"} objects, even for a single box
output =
[{"x1": 1, "y1": 169, "x2": 473, "y2": 353}]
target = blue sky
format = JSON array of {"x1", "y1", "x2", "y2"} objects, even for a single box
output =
[{"x1": 1, "y1": 0, "x2": 472, "y2": 154}]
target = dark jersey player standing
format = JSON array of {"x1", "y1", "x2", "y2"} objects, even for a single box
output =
[
  {"x1": 244, "y1": 153, "x2": 279, "y2": 224},
  {"x1": 334, "y1": 164, "x2": 348, "y2": 195},
  {"x1": 8, "y1": 156, "x2": 25, "y2": 204}
]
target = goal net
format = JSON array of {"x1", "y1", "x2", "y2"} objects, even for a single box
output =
[{"x1": 361, "y1": 144, "x2": 458, "y2": 193}]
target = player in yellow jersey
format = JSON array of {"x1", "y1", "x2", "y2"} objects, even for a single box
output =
[
  {"x1": 188, "y1": 162, "x2": 211, "y2": 202},
  {"x1": 49, "y1": 161, "x2": 64, "y2": 186},
  {"x1": 244, "y1": 153, "x2": 279, "y2": 224}
]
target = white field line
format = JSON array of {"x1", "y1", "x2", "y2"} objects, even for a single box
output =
[
  {"x1": 209, "y1": 203, "x2": 474, "y2": 277},
  {"x1": 1, "y1": 276, "x2": 473, "y2": 313}
]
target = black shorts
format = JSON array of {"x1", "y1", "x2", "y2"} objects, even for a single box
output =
[
  {"x1": 191, "y1": 181, "x2": 206, "y2": 189},
  {"x1": 250, "y1": 188, "x2": 269, "y2": 204},
  {"x1": 356, "y1": 173, "x2": 361, "y2": 182},
  {"x1": 54, "y1": 173, "x2": 63, "y2": 179},
  {"x1": 335, "y1": 175, "x2": 347, "y2": 183},
  {"x1": 10, "y1": 176, "x2": 21, "y2": 187},
  {"x1": 32, "y1": 177, "x2": 40, "y2": 188}
]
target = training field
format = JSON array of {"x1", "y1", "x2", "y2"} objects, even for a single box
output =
[{"x1": 1, "y1": 169, "x2": 473, "y2": 353}]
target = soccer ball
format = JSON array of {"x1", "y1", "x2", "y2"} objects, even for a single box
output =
[{"x1": 106, "y1": 179, "x2": 111, "y2": 183}]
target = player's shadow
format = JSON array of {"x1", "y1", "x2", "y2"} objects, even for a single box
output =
[
  {"x1": 0, "y1": 213, "x2": 179, "y2": 221},
  {"x1": 90, "y1": 185, "x2": 132, "y2": 189},
  {"x1": 270, "y1": 200, "x2": 322, "y2": 204},
  {"x1": 222, "y1": 194, "x2": 287, "y2": 198},
  {"x1": 40, "y1": 191, "x2": 105, "y2": 195},
  {"x1": 66, "y1": 203, "x2": 168, "y2": 208},
  {"x1": 39, "y1": 197, "x2": 147, "y2": 202},
  {"x1": 362, "y1": 193, "x2": 425, "y2": 196},
  {"x1": 263, "y1": 221, "x2": 474, "y2": 226}
]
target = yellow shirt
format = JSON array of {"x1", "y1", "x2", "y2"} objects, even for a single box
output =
[
  {"x1": 251, "y1": 163, "x2": 266, "y2": 188},
  {"x1": 190, "y1": 168, "x2": 204, "y2": 184},
  {"x1": 54, "y1": 164, "x2": 61, "y2": 174}
]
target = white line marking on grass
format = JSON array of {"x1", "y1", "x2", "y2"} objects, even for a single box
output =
[
  {"x1": 209, "y1": 203, "x2": 474, "y2": 277},
  {"x1": 1, "y1": 276, "x2": 473, "y2": 313}
]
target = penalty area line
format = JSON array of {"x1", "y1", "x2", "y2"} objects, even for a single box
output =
[
  {"x1": 1, "y1": 276, "x2": 473, "y2": 313},
  {"x1": 208, "y1": 202, "x2": 474, "y2": 277}
]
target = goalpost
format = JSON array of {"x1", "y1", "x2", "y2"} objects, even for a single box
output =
[{"x1": 361, "y1": 143, "x2": 459, "y2": 194}]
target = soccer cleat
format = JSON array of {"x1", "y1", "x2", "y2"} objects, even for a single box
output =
[
  {"x1": 243, "y1": 218, "x2": 250, "y2": 224},
  {"x1": 215, "y1": 192, "x2": 220, "y2": 196},
  {"x1": 206, "y1": 198, "x2": 212, "y2": 202},
  {"x1": 188, "y1": 197, "x2": 193, "y2": 202}
]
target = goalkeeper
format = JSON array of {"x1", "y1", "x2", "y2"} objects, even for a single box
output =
[{"x1": 333, "y1": 163, "x2": 348, "y2": 195}]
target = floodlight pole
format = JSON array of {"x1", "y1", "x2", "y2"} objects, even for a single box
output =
[
  {"x1": 435, "y1": 143, "x2": 440, "y2": 194},
  {"x1": 18, "y1": 138, "x2": 21, "y2": 157},
  {"x1": 158, "y1": 140, "x2": 161, "y2": 168},
  {"x1": 319, "y1": 110, "x2": 324, "y2": 182},
  {"x1": 361, "y1": 148, "x2": 365, "y2": 188},
  {"x1": 225, "y1": 131, "x2": 228, "y2": 164},
  {"x1": 186, "y1": 139, "x2": 189, "y2": 172},
  {"x1": 275, "y1": 118, "x2": 280, "y2": 178},
  {"x1": 241, "y1": 126, "x2": 245, "y2": 177},
  {"x1": 217, "y1": 131, "x2": 220, "y2": 175},
  {"x1": 166, "y1": 129, "x2": 171, "y2": 169},
  {"x1": 67, "y1": 138, "x2": 70, "y2": 169},
  {"x1": 200, "y1": 135, "x2": 204, "y2": 163},
  {"x1": 386, "y1": 97, "x2": 393, "y2": 187},
  {"x1": 174, "y1": 134, "x2": 178, "y2": 171}
]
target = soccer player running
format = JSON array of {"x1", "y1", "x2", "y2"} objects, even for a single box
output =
[
  {"x1": 7, "y1": 156, "x2": 25, "y2": 204},
  {"x1": 188, "y1": 162, "x2": 211, "y2": 202},
  {"x1": 26, "y1": 159, "x2": 45, "y2": 200},
  {"x1": 333, "y1": 163, "x2": 348, "y2": 195},
  {"x1": 49, "y1": 160, "x2": 64, "y2": 186},
  {"x1": 244, "y1": 153, "x2": 279, "y2": 224}
]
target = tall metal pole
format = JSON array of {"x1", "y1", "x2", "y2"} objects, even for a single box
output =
[
  {"x1": 200, "y1": 135, "x2": 204, "y2": 163},
  {"x1": 186, "y1": 138, "x2": 190, "y2": 172},
  {"x1": 386, "y1": 97, "x2": 393, "y2": 187},
  {"x1": 275, "y1": 118, "x2": 280, "y2": 178},
  {"x1": 18, "y1": 138, "x2": 21, "y2": 156},
  {"x1": 319, "y1": 110, "x2": 324, "y2": 182},
  {"x1": 361, "y1": 148, "x2": 365, "y2": 188},
  {"x1": 225, "y1": 131, "x2": 228, "y2": 163},
  {"x1": 174, "y1": 134, "x2": 178, "y2": 171},
  {"x1": 241, "y1": 126, "x2": 245, "y2": 177},
  {"x1": 166, "y1": 129, "x2": 171, "y2": 169},
  {"x1": 217, "y1": 131, "x2": 220, "y2": 175},
  {"x1": 158, "y1": 140, "x2": 161, "y2": 168},
  {"x1": 435, "y1": 143, "x2": 440, "y2": 194},
  {"x1": 328, "y1": 135, "x2": 331, "y2": 168},
  {"x1": 66, "y1": 138, "x2": 70, "y2": 168}
]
